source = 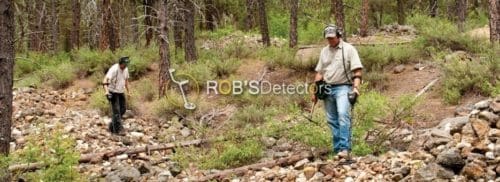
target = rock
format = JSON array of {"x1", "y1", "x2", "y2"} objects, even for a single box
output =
[
  {"x1": 474, "y1": 99, "x2": 491, "y2": 110},
  {"x1": 461, "y1": 162, "x2": 485, "y2": 179},
  {"x1": 294, "y1": 158, "x2": 309, "y2": 169},
  {"x1": 319, "y1": 164, "x2": 336, "y2": 176},
  {"x1": 344, "y1": 176, "x2": 354, "y2": 182},
  {"x1": 169, "y1": 162, "x2": 182, "y2": 177},
  {"x1": 180, "y1": 127, "x2": 191, "y2": 137},
  {"x1": 11, "y1": 128, "x2": 22, "y2": 139},
  {"x1": 130, "y1": 132, "x2": 144, "y2": 138},
  {"x1": 489, "y1": 129, "x2": 500, "y2": 137},
  {"x1": 470, "y1": 118, "x2": 490, "y2": 139},
  {"x1": 393, "y1": 65, "x2": 406, "y2": 74},
  {"x1": 423, "y1": 137, "x2": 450, "y2": 150},
  {"x1": 116, "y1": 154, "x2": 128, "y2": 160},
  {"x1": 485, "y1": 152, "x2": 495, "y2": 159},
  {"x1": 414, "y1": 63, "x2": 425, "y2": 71},
  {"x1": 138, "y1": 163, "x2": 151, "y2": 174},
  {"x1": 157, "y1": 171, "x2": 172, "y2": 182},
  {"x1": 261, "y1": 137, "x2": 277, "y2": 148},
  {"x1": 105, "y1": 166, "x2": 141, "y2": 182},
  {"x1": 478, "y1": 111, "x2": 499, "y2": 124},
  {"x1": 436, "y1": 116, "x2": 469, "y2": 135},
  {"x1": 455, "y1": 105, "x2": 474, "y2": 116},
  {"x1": 414, "y1": 163, "x2": 454, "y2": 181},
  {"x1": 436, "y1": 148, "x2": 465, "y2": 173},
  {"x1": 490, "y1": 99, "x2": 500, "y2": 113},
  {"x1": 303, "y1": 166, "x2": 316, "y2": 180}
]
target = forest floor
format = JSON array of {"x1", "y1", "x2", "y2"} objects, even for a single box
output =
[{"x1": 9, "y1": 26, "x2": 499, "y2": 181}]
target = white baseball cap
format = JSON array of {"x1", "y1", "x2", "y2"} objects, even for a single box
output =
[{"x1": 324, "y1": 25, "x2": 339, "y2": 38}]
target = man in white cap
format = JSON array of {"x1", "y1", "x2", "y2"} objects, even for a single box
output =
[
  {"x1": 103, "y1": 57, "x2": 130, "y2": 134},
  {"x1": 312, "y1": 25, "x2": 363, "y2": 160}
]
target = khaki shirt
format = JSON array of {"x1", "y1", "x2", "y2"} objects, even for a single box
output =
[{"x1": 315, "y1": 41, "x2": 363, "y2": 84}]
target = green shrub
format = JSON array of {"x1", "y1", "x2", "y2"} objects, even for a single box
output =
[
  {"x1": 177, "y1": 61, "x2": 216, "y2": 89},
  {"x1": 134, "y1": 79, "x2": 157, "y2": 102},
  {"x1": 232, "y1": 104, "x2": 275, "y2": 127},
  {"x1": 442, "y1": 57, "x2": 498, "y2": 104},
  {"x1": 39, "y1": 62, "x2": 77, "y2": 89},
  {"x1": 358, "y1": 44, "x2": 422, "y2": 72},
  {"x1": 89, "y1": 89, "x2": 110, "y2": 115},
  {"x1": 211, "y1": 58, "x2": 241, "y2": 78},
  {"x1": 8, "y1": 126, "x2": 81, "y2": 181},
  {"x1": 201, "y1": 139, "x2": 263, "y2": 169},
  {"x1": 288, "y1": 122, "x2": 331, "y2": 149}
]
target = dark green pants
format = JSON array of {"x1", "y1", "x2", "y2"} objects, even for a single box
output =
[{"x1": 109, "y1": 92, "x2": 126, "y2": 133}]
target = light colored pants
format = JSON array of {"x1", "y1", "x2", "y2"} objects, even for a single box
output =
[{"x1": 323, "y1": 85, "x2": 352, "y2": 153}]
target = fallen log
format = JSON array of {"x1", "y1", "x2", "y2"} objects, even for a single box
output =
[
  {"x1": 195, "y1": 149, "x2": 329, "y2": 181},
  {"x1": 8, "y1": 162, "x2": 46, "y2": 172},
  {"x1": 79, "y1": 139, "x2": 205, "y2": 163}
]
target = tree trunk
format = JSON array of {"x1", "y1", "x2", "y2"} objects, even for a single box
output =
[
  {"x1": 159, "y1": 0, "x2": 171, "y2": 97},
  {"x1": 360, "y1": 0, "x2": 369, "y2": 37},
  {"x1": 144, "y1": 0, "x2": 154, "y2": 47},
  {"x1": 71, "y1": 0, "x2": 81, "y2": 49},
  {"x1": 429, "y1": 0, "x2": 438, "y2": 17},
  {"x1": 28, "y1": 0, "x2": 46, "y2": 51},
  {"x1": 256, "y1": 0, "x2": 270, "y2": 46},
  {"x1": 204, "y1": 0, "x2": 216, "y2": 31},
  {"x1": 396, "y1": 0, "x2": 405, "y2": 25},
  {"x1": 183, "y1": 0, "x2": 197, "y2": 62},
  {"x1": 244, "y1": 0, "x2": 256, "y2": 31},
  {"x1": 131, "y1": 0, "x2": 139, "y2": 46},
  {"x1": 173, "y1": 0, "x2": 184, "y2": 54},
  {"x1": 100, "y1": 0, "x2": 111, "y2": 50},
  {"x1": 490, "y1": 0, "x2": 500, "y2": 43},
  {"x1": 109, "y1": 0, "x2": 120, "y2": 51},
  {"x1": 289, "y1": 0, "x2": 298, "y2": 48},
  {"x1": 456, "y1": 0, "x2": 467, "y2": 32},
  {"x1": 49, "y1": 0, "x2": 58, "y2": 52},
  {"x1": 0, "y1": 0, "x2": 15, "y2": 180},
  {"x1": 332, "y1": 0, "x2": 345, "y2": 32}
]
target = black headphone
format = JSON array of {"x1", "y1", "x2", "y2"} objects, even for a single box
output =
[{"x1": 323, "y1": 24, "x2": 343, "y2": 38}]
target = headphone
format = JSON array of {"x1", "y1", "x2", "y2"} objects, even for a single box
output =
[{"x1": 323, "y1": 24, "x2": 343, "y2": 38}]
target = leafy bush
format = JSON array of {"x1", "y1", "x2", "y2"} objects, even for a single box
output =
[
  {"x1": 442, "y1": 56, "x2": 498, "y2": 104},
  {"x1": 358, "y1": 44, "x2": 423, "y2": 72},
  {"x1": 177, "y1": 61, "x2": 216, "y2": 89},
  {"x1": 210, "y1": 58, "x2": 241, "y2": 78},
  {"x1": 352, "y1": 89, "x2": 390, "y2": 155}
]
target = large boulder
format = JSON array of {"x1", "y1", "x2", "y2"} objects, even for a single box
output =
[{"x1": 105, "y1": 166, "x2": 141, "y2": 182}]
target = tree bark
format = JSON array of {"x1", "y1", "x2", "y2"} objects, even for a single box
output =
[
  {"x1": 49, "y1": 0, "x2": 58, "y2": 52},
  {"x1": 396, "y1": 0, "x2": 405, "y2": 25},
  {"x1": 144, "y1": 0, "x2": 154, "y2": 47},
  {"x1": 100, "y1": 0, "x2": 111, "y2": 50},
  {"x1": 490, "y1": 0, "x2": 500, "y2": 43},
  {"x1": 183, "y1": 0, "x2": 198, "y2": 62},
  {"x1": 0, "y1": 0, "x2": 15, "y2": 180},
  {"x1": 173, "y1": 0, "x2": 184, "y2": 54},
  {"x1": 159, "y1": 0, "x2": 171, "y2": 97},
  {"x1": 429, "y1": 0, "x2": 438, "y2": 17},
  {"x1": 360, "y1": 0, "x2": 369, "y2": 37},
  {"x1": 289, "y1": 0, "x2": 298, "y2": 48},
  {"x1": 256, "y1": 0, "x2": 270, "y2": 46},
  {"x1": 204, "y1": 0, "x2": 216, "y2": 31},
  {"x1": 71, "y1": 0, "x2": 81, "y2": 49},
  {"x1": 456, "y1": 0, "x2": 467, "y2": 32},
  {"x1": 244, "y1": 0, "x2": 256, "y2": 31},
  {"x1": 332, "y1": 0, "x2": 345, "y2": 33}
]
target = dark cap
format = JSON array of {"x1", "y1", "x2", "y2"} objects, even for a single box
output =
[{"x1": 119, "y1": 57, "x2": 130, "y2": 65}]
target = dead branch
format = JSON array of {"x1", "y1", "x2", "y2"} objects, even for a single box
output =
[{"x1": 415, "y1": 78, "x2": 439, "y2": 98}]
